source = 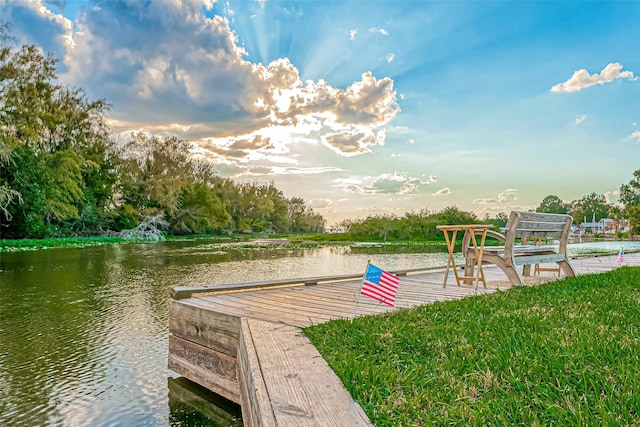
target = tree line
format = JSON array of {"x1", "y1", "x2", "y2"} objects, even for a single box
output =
[
  {"x1": 0, "y1": 26, "x2": 324, "y2": 239},
  {"x1": 336, "y1": 176, "x2": 640, "y2": 241},
  {"x1": 335, "y1": 207, "x2": 480, "y2": 241},
  {"x1": 534, "y1": 178, "x2": 640, "y2": 234}
]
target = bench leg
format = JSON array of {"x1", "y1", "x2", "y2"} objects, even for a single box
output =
[
  {"x1": 464, "y1": 258, "x2": 475, "y2": 284},
  {"x1": 522, "y1": 264, "x2": 532, "y2": 277},
  {"x1": 498, "y1": 259, "x2": 524, "y2": 286},
  {"x1": 483, "y1": 255, "x2": 524, "y2": 286},
  {"x1": 503, "y1": 265, "x2": 524, "y2": 286},
  {"x1": 558, "y1": 260, "x2": 576, "y2": 278}
]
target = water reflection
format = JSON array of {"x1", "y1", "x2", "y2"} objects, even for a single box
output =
[
  {"x1": 1, "y1": 239, "x2": 638, "y2": 426},
  {"x1": 567, "y1": 240, "x2": 640, "y2": 255},
  {"x1": 168, "y1": 378, "x2": 241, "y2": 427},
  {"x1": 0, "y1": 246, "x2": 171, "y2": 426}
]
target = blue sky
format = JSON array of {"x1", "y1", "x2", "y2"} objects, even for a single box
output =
[{"x1": 2, "y1": 0, "x2": 639, "y2": 225}]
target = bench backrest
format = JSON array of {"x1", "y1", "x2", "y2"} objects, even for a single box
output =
[{"x1": 505, "y1": 211, "x2": 573, "y2": 253}]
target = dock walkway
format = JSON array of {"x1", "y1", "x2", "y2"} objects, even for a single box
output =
[{"x1": 168, "y1": 253, "x2": 638, "y2": 426}]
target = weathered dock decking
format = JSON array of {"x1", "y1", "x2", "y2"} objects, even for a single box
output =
[{"x1": 168, "y1": 253, "x2": 638, "y2": 426}]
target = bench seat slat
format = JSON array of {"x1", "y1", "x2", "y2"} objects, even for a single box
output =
[
  {"x1": 477, "y1": 245, "x2": 556, "y2": 255},
  {"x1": 516, "y1": 212, "x2": 573, "y2": 222},
  {"x1": 513, "y1": 254, "x2": 566, "y2": 265},
  {"x1": 516, "y1": 230, "x2": 564, "y2": 239},
  {"x1": 517, "y1": 220, "x2": 567, "y2": 231}
]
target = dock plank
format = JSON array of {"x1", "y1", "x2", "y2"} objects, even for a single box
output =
[
  {"x1": 168, "y1": 334, "x2": 240, "y2": 403},
  {"x1": 237, "y1": 319, "x2": 278, "y2": 427},
  {"x1": 243, "y1": 318, "x2": 371, "y2": 426}
]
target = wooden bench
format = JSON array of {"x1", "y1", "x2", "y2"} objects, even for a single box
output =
[{"x1": 462, "y1": 211, "x2": 576, "y2": 286}]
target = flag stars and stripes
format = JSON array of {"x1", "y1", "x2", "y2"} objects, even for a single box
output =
[{"x1": 360, "y1": 263, "x2": 400, "y2": 307}]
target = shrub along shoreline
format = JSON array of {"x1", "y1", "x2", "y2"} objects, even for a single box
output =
[{"x1": 304, "y1": 267, "x2": 640, "y2": 426}]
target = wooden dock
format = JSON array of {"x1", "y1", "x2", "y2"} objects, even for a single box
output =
[{"x1": 168, "y1": 252, "x2": 638, "y2": 426}]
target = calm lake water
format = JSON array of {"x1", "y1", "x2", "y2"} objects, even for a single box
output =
[{"x1": 1, "y1": 239, "x2": 639, "y2": 426}]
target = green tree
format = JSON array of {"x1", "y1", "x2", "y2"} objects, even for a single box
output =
[
  {"x1": 286, "y1": 197, "x2": 308, "y2": 232},
  {"x1": 262, "y1": 184, "x2": 288, "y2": 232},
  {"x1": 626, "y1": 206, "x2": 640, "y2": 234},
  {"x1": 619, "y1": 169, "x2": 640, "y2": 233},
  {"x1": 0, "y1": 25, "x2": 115, "y2": 237},
  {"x1": 536, "y1": 195, "x2": 568, "y2": 214},
  {"x1": 433, "y1": 206, "x2": 479, "y2": 227},
  {"x1": 570, "y1": 193, "x2": 609, "y2": 225},
  {"x1": 620, "y1": 169, "x2": 640, "y2": 207},
  {"x1": 225, "y1": 182, "x2": 291, "y2": 233},
  {"x1": 483, "y1": 212, "x2": 509, "y2": 228},
  {"x1": 117, "y1": 133, "x2": 193, "y2": 220},
  {"x1": 0, "y1": 24, "x2": 22, "y2": 220},
  {"x1": 169, "y1": 182, "x2": 230, "y2": 234},
  {"x1": 302, "y1": 210, "x2": 325, "y2": 232},
  {"x1": 283, "y1": 197, "x2": 325, "y2": 233}
]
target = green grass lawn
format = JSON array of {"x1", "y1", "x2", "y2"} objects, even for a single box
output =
[{"x1": 304, "y1": 267, "x2": 640, "y2": 426}]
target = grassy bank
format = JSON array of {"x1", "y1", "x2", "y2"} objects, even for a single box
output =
[{"x1": 305, "y1": 267, "x2": 640, "y2": 426}]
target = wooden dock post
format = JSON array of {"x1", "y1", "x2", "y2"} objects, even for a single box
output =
[{"x1": 168, "y1": 299, "x2": 242, "y2": 403}]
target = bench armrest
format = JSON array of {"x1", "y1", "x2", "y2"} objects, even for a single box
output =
[{"x1": 461, "y1": 229, "x2": 505, "y2": 254}]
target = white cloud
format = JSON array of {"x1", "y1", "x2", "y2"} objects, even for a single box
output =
[
  {"x1": 574, "y1": 114, "x2": 587, "y2": 125},
  {"x1": 309, "y1": 199, "x2": 332, "y2": 209},
  {"x1": 242, "y1": 166, "x2": 342, "y2": 176},
  {"x1": 322, "y1": 128, "x2": 384, "y2": 156},
  {"x1": 7, "y1": 1, "x2": 399, "y2": 162},
  {"x1": 0, "y1": 0, "x2": 73, "y2": 58},
  {"x1": 349, "y1": 29, "x2": 357, "y2": 40},
  {"x1": 433, "y1": 187, "x2": 452, "y2": 196},
  {"x1": 336, "y1": 172, "x2": 426, "y2": 196},
  {"x1": 498, "y1": 189, "x2": 519, "y2": 202},
  {"x1": 603, "y1": 190, "x2": 620, "y2": 205},
  {"x1": 551, "y1": 62, "x2": 637, "y2": 93},
  {"x1": 408, "y1": 138, "x2": 415, "y2": 144},
  {"x1": 357, "y1": 175, "x2": 399, "y2": 194},
  {"x1": 372, "y1": 27, "x2": 389, "y2": 36},
  {"x1": 629, "y1": 131, "x2": 640, "y2": 142},
  {"x1": 473, "y1": 189, "x2": 518, "y2": 204},
  {"x1": 474, "y1": 198, "x2": 496, "y2": 205},
  {"x1": 333, "y1": 72, "x2": 399, "y2": 125},
  {"x1": 386, "y1": 53, "x2": 395, "y2": 63}
]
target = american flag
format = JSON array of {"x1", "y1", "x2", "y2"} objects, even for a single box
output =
[
  {"x1": 617, "y1": 247, "x2": 624, "y2": 264},
  {"x1": 360, "y1": 263, "x2": 400, "y2": 307}
]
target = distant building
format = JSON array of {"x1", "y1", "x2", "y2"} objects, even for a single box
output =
[{"x1": 579, "y1": 218, "x2": 629, "y2": 234}]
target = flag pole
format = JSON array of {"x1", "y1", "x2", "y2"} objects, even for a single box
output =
[{"x1": 351, "y1": 260, "x2": 371, "y2": 323}]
